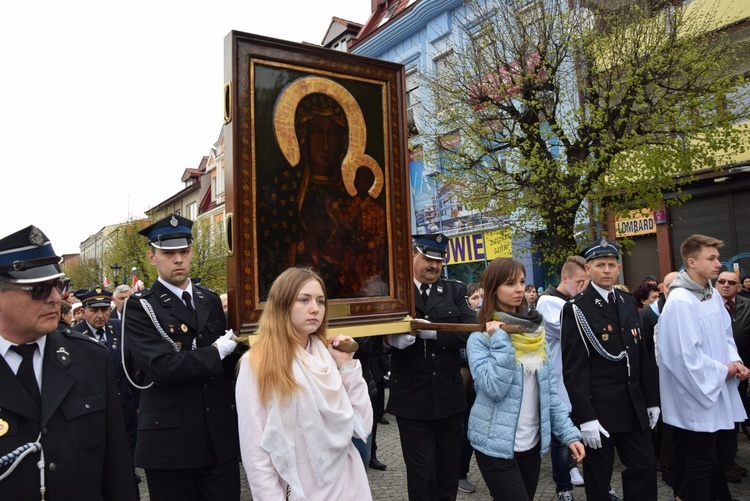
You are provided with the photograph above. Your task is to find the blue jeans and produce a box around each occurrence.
[353,435,371,469]
[550,434,573,491]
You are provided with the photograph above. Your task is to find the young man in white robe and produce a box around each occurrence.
[658,234,749,501]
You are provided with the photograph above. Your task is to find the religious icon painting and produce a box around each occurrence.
[223,31,413,332]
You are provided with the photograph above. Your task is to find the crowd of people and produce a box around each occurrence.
[1,218,749,501]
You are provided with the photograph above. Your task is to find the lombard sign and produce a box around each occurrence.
[445,228,513,265]
[615,209,656,237]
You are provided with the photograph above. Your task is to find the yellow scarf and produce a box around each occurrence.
[493,311,547,373]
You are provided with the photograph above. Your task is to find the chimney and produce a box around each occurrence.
[372,0,387,14]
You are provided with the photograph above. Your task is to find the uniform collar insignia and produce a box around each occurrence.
[594,298,603,308]
[56,346,71,367]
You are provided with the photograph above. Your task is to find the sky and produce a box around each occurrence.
[0,0,371,255]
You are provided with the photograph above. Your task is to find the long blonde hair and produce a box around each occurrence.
[249,267,329,405]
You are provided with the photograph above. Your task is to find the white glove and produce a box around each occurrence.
[214,330,238,360]
[416,330,437,340]
[387,334,416,349]
[579,420,610,449]
[647,406,660,430]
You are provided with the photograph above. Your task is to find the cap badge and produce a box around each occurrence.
[436,234,443,243]
[600,237,607,247]
[94,287,103,294]
[29,226,44,246]
[170,215,179,227]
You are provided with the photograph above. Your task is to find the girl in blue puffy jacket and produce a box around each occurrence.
[467,258,585,501]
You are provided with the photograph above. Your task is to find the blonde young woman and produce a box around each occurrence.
[467,258,585,501]
[235,267,373,501]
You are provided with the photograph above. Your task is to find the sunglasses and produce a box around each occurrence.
[0,278,71,300]
[716,278,739,286]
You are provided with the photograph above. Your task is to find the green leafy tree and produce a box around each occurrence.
[190,217,228,293]
[102,219,154,289]
[102,217,227,292]
[418,0,750,265]
[65,258,105,291]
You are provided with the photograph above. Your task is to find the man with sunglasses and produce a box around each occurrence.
[716,270,750,479]
[0,225,137,500]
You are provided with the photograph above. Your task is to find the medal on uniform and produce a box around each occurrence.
[608,325,613,332]
[175,341,182,349]
[181,324,188,333]
[56,347,71,367]
[0,419,8,436]
[169,325,175,333]
[602,334,609,341]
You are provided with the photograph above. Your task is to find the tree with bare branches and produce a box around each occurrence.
[418,0,749,265]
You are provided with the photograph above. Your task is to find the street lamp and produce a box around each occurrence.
[110,263,122,287]
[426,172,444,233]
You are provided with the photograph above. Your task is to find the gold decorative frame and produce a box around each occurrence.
[223,31,413,332]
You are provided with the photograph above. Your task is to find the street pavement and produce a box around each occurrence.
[138,391,750,500]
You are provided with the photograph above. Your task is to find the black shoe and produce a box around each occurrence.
[725,465,744,483]
[379,417,390,425]
[369,458,387,470]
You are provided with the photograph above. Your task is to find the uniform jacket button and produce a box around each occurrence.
[49,463,57,472]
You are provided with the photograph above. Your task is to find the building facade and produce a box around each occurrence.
[348,0,538,285]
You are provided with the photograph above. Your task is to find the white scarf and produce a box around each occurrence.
[259,337,367,501]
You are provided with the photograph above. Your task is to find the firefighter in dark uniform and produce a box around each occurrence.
[122,214,241,501]
[0,225,137,500]
[73,287,140,480]
[386,233,477,501]
[561,237,659,501]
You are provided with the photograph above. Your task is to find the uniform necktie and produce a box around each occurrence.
[183,291,196,317]
[96,328,107,344]
[10,343,40,408]
[726,300,736,317]
[420,283,430,304]
[608,291,620,322]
